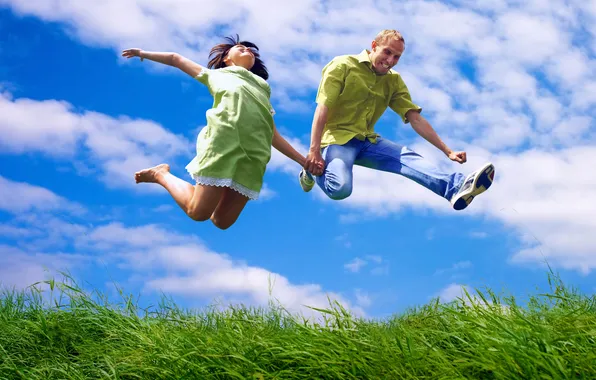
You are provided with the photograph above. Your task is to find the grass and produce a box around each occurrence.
[1,271,595,379]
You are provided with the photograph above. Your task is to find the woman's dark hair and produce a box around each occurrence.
[207,34,269,80]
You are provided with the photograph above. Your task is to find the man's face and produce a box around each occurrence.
[369,38,404,75]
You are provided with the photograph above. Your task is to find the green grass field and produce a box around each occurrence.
[1,271,595,379]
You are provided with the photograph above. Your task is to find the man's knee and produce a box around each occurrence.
[322,165,353,200]
[326,181,352,200]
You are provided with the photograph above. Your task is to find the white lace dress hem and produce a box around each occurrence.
[189,174,259,200]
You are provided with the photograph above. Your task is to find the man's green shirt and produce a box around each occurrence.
[316,49,422,147]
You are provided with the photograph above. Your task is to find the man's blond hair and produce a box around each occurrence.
[374,29,405,45]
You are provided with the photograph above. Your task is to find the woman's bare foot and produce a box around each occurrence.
[135,164,170,184]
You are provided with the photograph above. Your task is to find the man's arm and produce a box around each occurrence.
[305,59,346,174]
[406,110,467,163]
[304,103,329,174]
[389,75,466,164]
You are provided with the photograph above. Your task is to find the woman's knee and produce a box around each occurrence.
[210,214,238,230]
[187,206,213,222]
[209,194,246,229]
[186,185,222,222]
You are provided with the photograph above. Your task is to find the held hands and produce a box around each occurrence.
[122,48,144,61]
[304,148,325,176]
[447,150,467,164]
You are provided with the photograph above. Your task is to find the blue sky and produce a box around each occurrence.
[1,1,595,320]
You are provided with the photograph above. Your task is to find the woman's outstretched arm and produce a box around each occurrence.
[122,48,203,78]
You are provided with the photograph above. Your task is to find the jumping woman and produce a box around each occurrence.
[122,35,322,229]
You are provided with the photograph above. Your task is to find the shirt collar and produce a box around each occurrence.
[358,49,379,74]
[357,49,371,64]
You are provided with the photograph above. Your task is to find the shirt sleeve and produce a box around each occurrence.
[315,58,346,108]
[194,67,213,93]
[389,74,422,124]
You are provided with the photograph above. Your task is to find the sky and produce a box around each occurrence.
[1,0,595,320]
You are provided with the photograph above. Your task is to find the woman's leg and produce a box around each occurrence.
[135,164,224,221]
[210,188,250,230]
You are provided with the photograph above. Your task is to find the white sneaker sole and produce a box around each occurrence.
[451,163,495,210]
[298,170,315,192]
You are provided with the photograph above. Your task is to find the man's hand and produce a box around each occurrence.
[448,150,467,164]
[304,148,325,176]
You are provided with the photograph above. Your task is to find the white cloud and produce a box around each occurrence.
[546,48,593,87]
[151,204,174,213]
[550,116,593,146]
[307,142,596,274]
[256,184,278,201]
[82,222,366,318]
[0,92,82,156]
[571,81,596,110]
[0,224,43,239]
[495,12,567,66]
[2,0,596,277]
[370,266,390,276]
[0,92,191,190]
[366,255,383,264]
[470,232,488,239]
[354,289,372,308]
[0,175,85,215]
[482,147,596,274]
[435,261,473,276]
[0,245,89,291]
[77,222,196,250]
[4,214,89,254]
[470,107,533,151]
[344,258,367,273]
[438,283,471,303]
[334,233,352,248]
[3,0,175,49]
[0,175,365,318]
[529,95,563,132]
[436,282,510,314]
[344,256,388,275]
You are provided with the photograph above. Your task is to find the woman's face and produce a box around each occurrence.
[224,44,256,69]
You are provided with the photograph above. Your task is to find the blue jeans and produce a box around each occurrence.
[313,137,465,201]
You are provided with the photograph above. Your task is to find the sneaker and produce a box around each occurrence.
[299,168,315,192]
[450,162,495,211]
